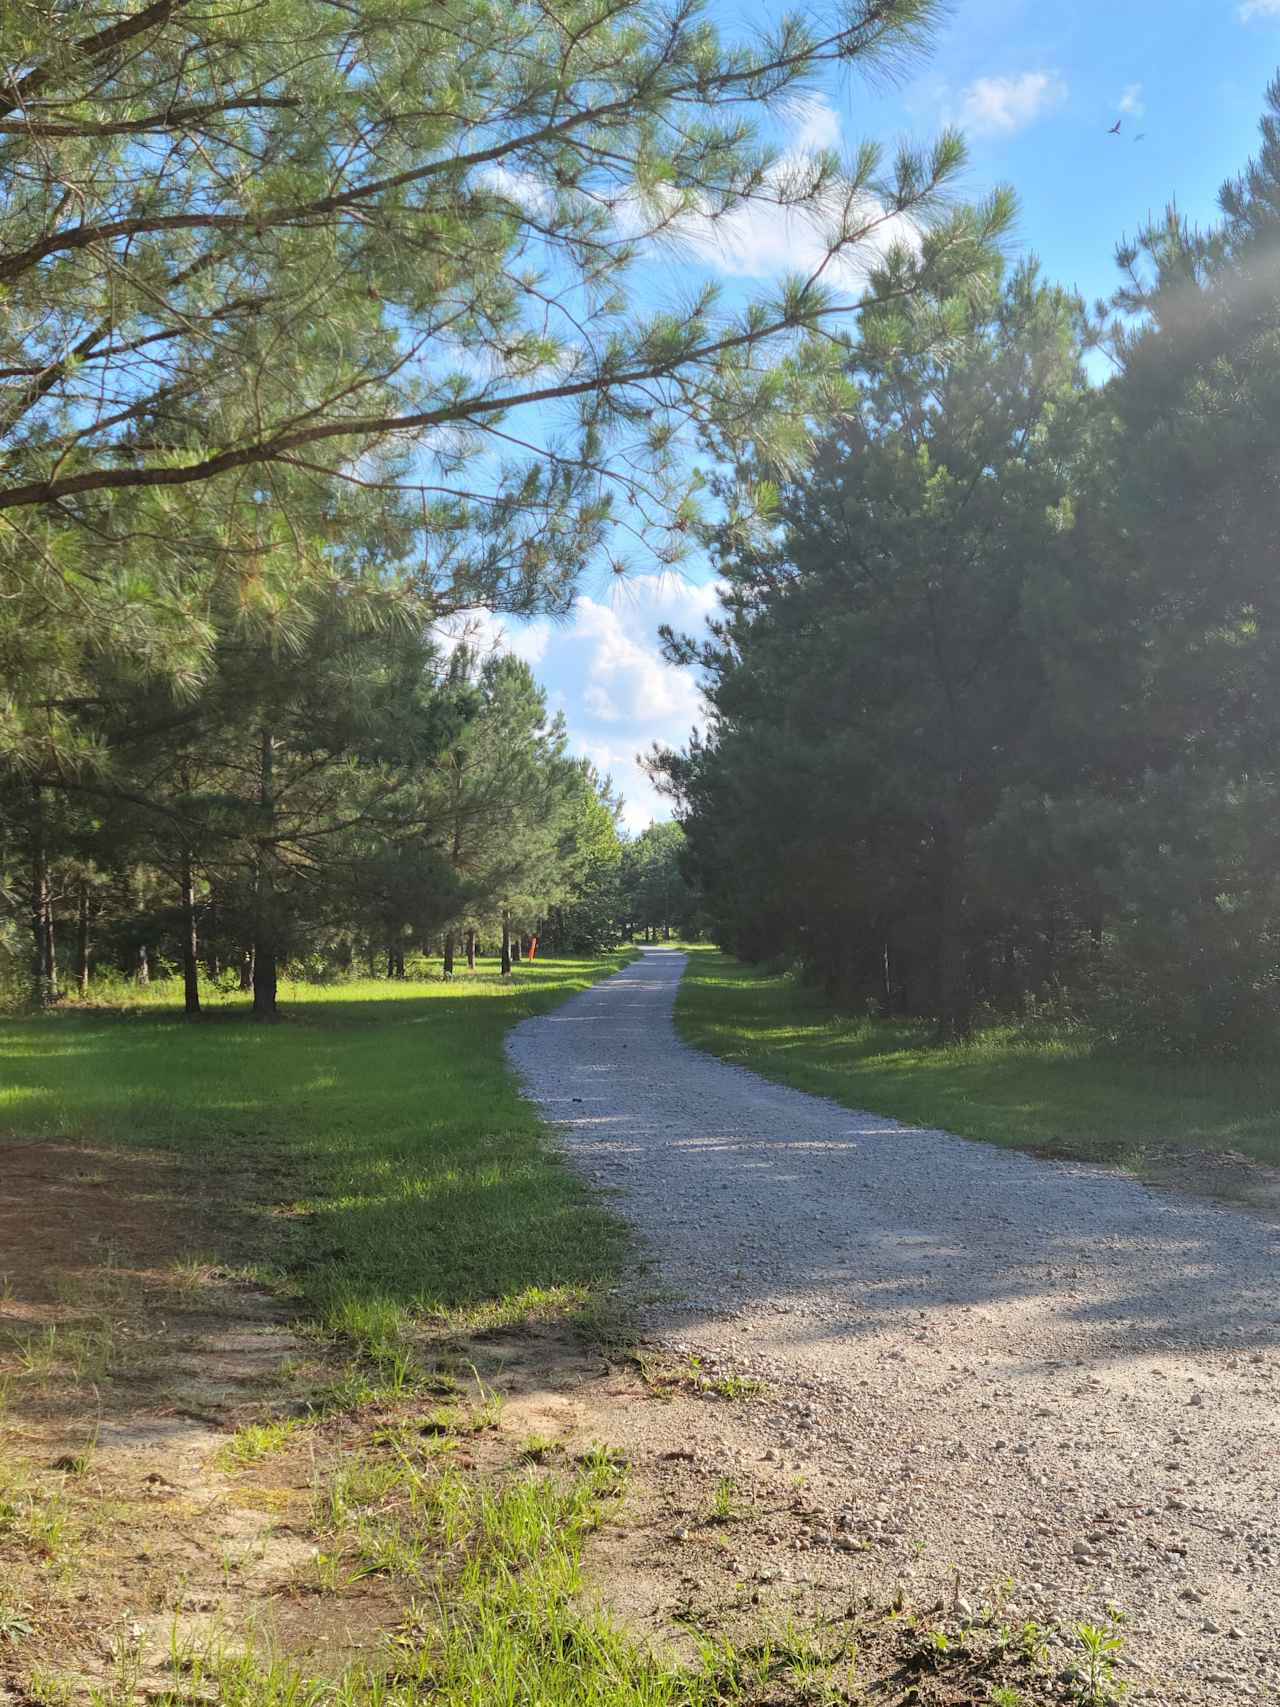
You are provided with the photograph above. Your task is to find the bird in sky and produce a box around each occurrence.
[1108,119,1122,135]
[1134,132,1146,142]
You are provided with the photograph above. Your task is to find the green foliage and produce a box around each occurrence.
[1071,1621,1126,1704]
[656,80,1280,1056]
[0,0,1003,774]
[620,820,701,940]
[658,264,1105,1037]
[1,0,1007,1008]
[676,949,1280,1170]
[0,629,626,1013]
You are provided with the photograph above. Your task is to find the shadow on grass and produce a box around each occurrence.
[676,952,1280,1167]
[0,960,632,1344]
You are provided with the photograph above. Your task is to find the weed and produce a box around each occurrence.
[464,1371,505,1429]
[1073,1620,1127,1704]
[0,1606,33,1641]
[518,1432,559,1463]
[0,1481,70,1560]
[988,1616,1049,1671]
[165,1253,218,1292]
[710,1371,766,1400]
[216,1418,304,1467]
[50,1435,96,1475]
[575,1440,629,1495]
[22,1671,74,1707]
[11,1327,62,1381]
[89,1629,146,1707]
[706,1475,748,1524]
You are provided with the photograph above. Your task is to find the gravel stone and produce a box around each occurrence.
[508,948,1280,1704]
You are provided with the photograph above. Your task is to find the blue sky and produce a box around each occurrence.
[484,0,1280,830]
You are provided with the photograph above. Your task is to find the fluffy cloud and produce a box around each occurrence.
[960,71,1067,137]
[1117,83,1145,117]
[438,608,551,667]
[1240,0,1280,15]
[481,575,719,830]
[632,95,919,292]
[572,592,706,727]
[676,190,916,289]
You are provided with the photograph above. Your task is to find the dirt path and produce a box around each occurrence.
[509,947,1280,1705]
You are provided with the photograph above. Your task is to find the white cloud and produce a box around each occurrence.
[1240,0,1280,16]
[476,96,915,300]
[438,609,552,667]
[960,71,1066,137]
[623,95,919,293]
[572,593,706,726]
[679,192,916,289]
[493,575,719,830]
[784,93,843,153]
[1118,83,1145,117]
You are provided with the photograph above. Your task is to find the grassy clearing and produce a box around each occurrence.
[0,957,632,1351]
[675,949,1280,1172]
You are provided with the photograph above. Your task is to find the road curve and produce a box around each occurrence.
[508,947,1280,1702]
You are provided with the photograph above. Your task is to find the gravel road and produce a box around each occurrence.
[509,947,1280,1703]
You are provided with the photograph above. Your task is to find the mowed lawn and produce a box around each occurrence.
[676,950,1280,1170]
[0,957,632,1346]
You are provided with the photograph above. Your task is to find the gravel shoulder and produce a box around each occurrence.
[508,947,1280,1705]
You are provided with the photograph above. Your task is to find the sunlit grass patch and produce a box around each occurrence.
[676,948,1280,1171]
[0,956,634,1362]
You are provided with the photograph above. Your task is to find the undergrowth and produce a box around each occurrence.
[676,949,1280,1170]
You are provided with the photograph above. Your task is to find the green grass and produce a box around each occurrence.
[675,950,1280,1170]
[124,1445,863,1707]
[0,957,633,1349]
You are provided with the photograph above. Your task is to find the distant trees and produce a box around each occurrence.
[654,85,1280,1055]
[541,771,627,955]
[0,628,629,1008]
[620,822,700,942]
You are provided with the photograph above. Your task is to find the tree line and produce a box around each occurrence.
[1,604,703,1013]
[653,83,1280,1056]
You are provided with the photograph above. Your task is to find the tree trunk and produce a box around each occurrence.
[933,808,970,1043]
[500,908,512,976]
[29,782,55,1007]
[394,949,405,978]
[136,942,150,986]
[252,725,278,1019]
[180,849,200,1017]
[239,947,254,991]
[386,946,396,979]
[77,882,90,996]
[45,910,58,1001]
[466,927,476,970]
[443,930,455,979]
